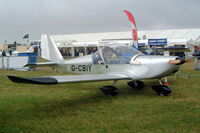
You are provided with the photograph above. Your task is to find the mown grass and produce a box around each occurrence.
[0,61,200,133]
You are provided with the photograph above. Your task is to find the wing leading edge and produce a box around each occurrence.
[7,73,133,85]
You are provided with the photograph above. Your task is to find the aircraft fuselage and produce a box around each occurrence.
[55,54,180,80]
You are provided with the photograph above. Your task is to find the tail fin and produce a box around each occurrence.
[41,34,64,62]
[123,10,138,49]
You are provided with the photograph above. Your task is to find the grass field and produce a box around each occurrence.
[0,61,200,133]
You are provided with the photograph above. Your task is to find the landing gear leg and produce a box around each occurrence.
[99,80,119,96]
[127,80,145,90]
[152,79,172,96]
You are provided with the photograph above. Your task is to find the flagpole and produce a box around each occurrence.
[27,38,29,45]
[27,34,29,45]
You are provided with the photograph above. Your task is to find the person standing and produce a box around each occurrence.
[193,45,200,70]
[1,50,6,56]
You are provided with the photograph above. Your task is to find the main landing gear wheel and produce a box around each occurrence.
[152,85,172,96]
[99,86,119,96]
[127,80,145,90]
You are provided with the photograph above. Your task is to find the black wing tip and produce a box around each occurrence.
[7,75,21,83]
[7,75,58,84]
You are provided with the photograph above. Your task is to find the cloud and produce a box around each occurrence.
[0,0,200,43]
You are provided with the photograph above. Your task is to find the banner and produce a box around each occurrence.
[148,39,167,46]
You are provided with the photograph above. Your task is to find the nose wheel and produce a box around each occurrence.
[152,79,172,96]
[152,85,171,96]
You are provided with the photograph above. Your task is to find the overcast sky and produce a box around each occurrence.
[0,0,200,44]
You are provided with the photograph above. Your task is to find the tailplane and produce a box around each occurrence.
[41,34,64,62]
[123,10,138,49]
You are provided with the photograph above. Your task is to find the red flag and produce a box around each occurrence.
[123,10,138,48]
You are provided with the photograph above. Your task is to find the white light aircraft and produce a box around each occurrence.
[7,10,185,96]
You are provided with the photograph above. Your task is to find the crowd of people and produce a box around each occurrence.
[58,47,98,57]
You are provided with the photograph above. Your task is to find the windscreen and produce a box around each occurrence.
[92,45,143,64]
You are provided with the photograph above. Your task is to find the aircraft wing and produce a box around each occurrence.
[7,73,133,84]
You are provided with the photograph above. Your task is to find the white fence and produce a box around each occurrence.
[0,56,29,70]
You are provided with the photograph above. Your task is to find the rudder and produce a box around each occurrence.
[41,34,64,62]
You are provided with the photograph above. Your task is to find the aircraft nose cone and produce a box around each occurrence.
[168,57,185,65]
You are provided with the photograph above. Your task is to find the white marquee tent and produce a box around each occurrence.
[52,28,200,47]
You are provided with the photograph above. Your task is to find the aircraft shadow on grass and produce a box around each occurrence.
[30,81,159,115]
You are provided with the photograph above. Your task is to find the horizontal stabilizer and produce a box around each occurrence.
[24,62,57,67]
[7,73,132,85]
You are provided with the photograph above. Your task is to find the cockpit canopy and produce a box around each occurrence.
[92,45,143,64]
